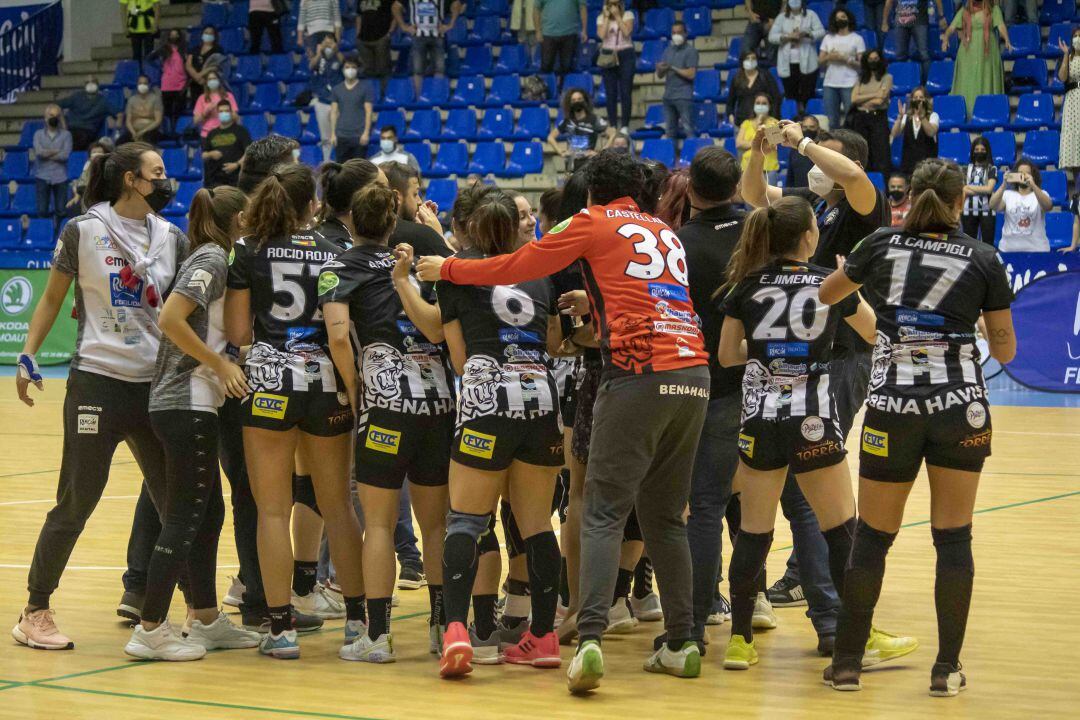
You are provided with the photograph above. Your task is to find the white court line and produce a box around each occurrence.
[0,564,240,570]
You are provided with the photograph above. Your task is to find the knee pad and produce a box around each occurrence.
[446,509,493,543]
[932,524,973,574]
[292,474,321,516]
[849,519,896,572]
[499,500,527,559]
[622,506,643,543]
[478,523,501,555]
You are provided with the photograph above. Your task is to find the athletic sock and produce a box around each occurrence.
[932,524,974,667]
[268,605,292,635]
[503,577,531,622]
[612,567,633,606]
[834,519,897,668]
[822,516,857,596]
[472,594,498,640]
[524,531,560,636]
[728,530,773,642]
[367,597,391,640]
[292,560,318,597]
[558,556,570,606]
[344,595,366,624]
[427,584,445,627]
[442,531,480,627]
[633,556,654,599]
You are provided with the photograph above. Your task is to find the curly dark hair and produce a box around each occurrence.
[238,134,299,195]
[585,149,646,207]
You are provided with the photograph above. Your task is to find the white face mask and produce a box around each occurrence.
[671,33,686,46]
[85,82,98,94]
[292,148,302,161]
[743,58,757,71]
[1073,36,1080,51]
[202,33,215,44]
[137,83,149,94]
[380,139,396,154]
[207,79,221,91]
[754,103,769,116]
[807,165,836,198]
[788,0,802,9]
[344,67,358,80]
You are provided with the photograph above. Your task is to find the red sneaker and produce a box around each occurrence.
[439,621,473,678]
[502,630,561,668]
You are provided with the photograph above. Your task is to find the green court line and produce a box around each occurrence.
[0,460,135,480]
[0,682,25,692]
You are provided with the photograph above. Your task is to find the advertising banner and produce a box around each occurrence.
[0,268,76,365]
[1004,271,1080,393]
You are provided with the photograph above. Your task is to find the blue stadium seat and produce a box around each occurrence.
[430,142,470,177]
[937,132,971,164]
[502,141,543,176]
[694,102,717,135]
[381,77,415,108]
[17,121,43,149]
[66,151,87,180]
[418,76,450,106]
[298,144,321,166]
[249,82,283,111]
[1022,130,1059,167]
[477,108,515,139]
[10,184,36,214]
[718,36,741,70]
[576,40,598,71]
[1013,93,1056,130]
[637,7,674,40]
[1011,58,1048,90]
[227,1,250,28]
[807,2,832,29]
[375,110,407,138]
[476,0,509,17]
[266,54,295,81]
[468,16,504,45]
[161,148,190,179]
[1042,170,1068,207]
[232,55,263,84]
[926,60,953,95]
[495,44,528,74]
[637,40,667,72]
[985,130,1017,166]
[693,69,721,102]
[858,29,877,50]
[26,219,54,249]
[459,46,494,76]
[563,72,594,93]
[1040,0,1076,25]
[1004,24,1040,60]
[0,217,20,247]
[1046,212,1074,249]
[515,106,551,139]
[468,141,506,175]
[403,143,433,174]
[241,112,269,138]
[202,3,228,28]
[890,62,919,96]
[640,138,675,166]
[806,97,825,117]
[2,151,30,181]
[634,104,665,138]
[678,137,713,168]
[404,109,441,141]
[442,108,479,140]
[1044,23,1073,58]
[934,95,967,131]
[445,17,468,45]
[685,6,712,38]
[449,75,485,107]
[780,99,797,120]
[273,111,303,138]
[284,81,309,106]
[487,74,521,106]
[867,171,885,191]
[113,59,141,87]
[174,115,195,138]
[966,94,1009,131]
[168,181,200,214]
[425,179,458,213]
[219,28,246,54]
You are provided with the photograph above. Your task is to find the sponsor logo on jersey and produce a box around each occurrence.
[291,237,316,247]
[460,428,496,459]
[365,425,401,454]
[766,342,810,358]
[675,337,697,358]
[659,383,709,397]
[77,413,99,434]
[105,255,129,267]
[654,320,699,337]
[397,319,419,336]
[648,283,689,303]
[109,273,142,307]
[959,429,992,448]
[795,439,843,462]
[227,247,235,266]
[769,358,808,376]
[896,308,945,327]
[252,393,288,419]
[801,416,825,441]
[965,401,987,428]
[911,348,929,366]
[862,427,888,457]
[94,234,116,251]
[318,271,340,295]
[548,217,572,234]
[655,300,694,323]
[738,433,755,458]
[499,328,542,344]
[899,326,945,343]
[188,269,213,294]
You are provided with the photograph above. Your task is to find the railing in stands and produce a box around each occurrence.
[0,1,63,104]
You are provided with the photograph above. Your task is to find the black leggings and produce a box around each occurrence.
[141,410,226,623]
[962,214,996,245]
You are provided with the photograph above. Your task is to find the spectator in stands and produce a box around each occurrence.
[356,0,395,93]
[33,104,72,230]
[882,0,946,83]
[249,0,287,54]
[149,29,188,135]
[657,22,698,142]
[743,0,781,65]
[597,0,636,135]
[819,7,864,131]
[608,130,634,157]
[330,56,375,161]
[383,161,453,254]
[58,76,120,151]
[119,75,164,146]
[298,0,343,52]
[992,157,1052,251]
[67,141,109,214]
[202,100,252,189]
[120,0,160,71]
[736,93,779,181]
[397,0,462,95]
[942,0,1011,114]
[309,35,345,162]
[1062,195,1079,252]
[1001,0,1037,25]
[727,49,782,127]
[193,69,239,138]
[534,0,587,80]
[548,86,609,172]
[890,86,938,175]
[961,135,998,244]
[511,0,538,50]
[1057,30,1080,198]
[886,172,911,226]
[848,50,893,173]
[186,26,227,102]
[785,113,818,188]
[371,126,421,172]
[864,0,886,49]
[769,0,825,116]
[238,134,300,193]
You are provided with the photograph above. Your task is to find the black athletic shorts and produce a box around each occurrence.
[242,388,353,436]
[738,414,847,475]
[858,400,992,483]
[452,411,564,472]
[355,406,453,489]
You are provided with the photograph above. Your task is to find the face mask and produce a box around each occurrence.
[138,176,175,213]
[218,111,232,124]
[292,148,302,161]
[835,17,849,29]
[754,103,769,116]
[46,116,59,127]
[343,67,358,79]
[202,33,215,44]
[802,127,817,139]
[85,82,98,94]
[888,189,906,203]
[137,83,149,94]
[807,165,836,198]
[788,0,802,9]
[380,139,395,154]
[169,35,180,45]
[743,58,757,71]
[972,150,987,162]
[671,33,686,46]
[1073,36,1080,51]
[571,101,586,114]
[611,144,629,154]
[324,47,335,57]
[207,79,221,91]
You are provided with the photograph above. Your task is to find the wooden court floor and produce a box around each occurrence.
[1,383,1078,720]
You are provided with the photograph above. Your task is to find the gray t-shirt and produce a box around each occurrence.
[150,243,230,413]
[661,43,698,101]
[330,80,374,137]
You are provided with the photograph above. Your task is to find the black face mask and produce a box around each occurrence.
[888,189,906,203]
[835,18,849,28]
[571,102,586,114]
[972,151,988,162]
[802,128,817,139]
[138,176,175,213]
[46,116,59,127]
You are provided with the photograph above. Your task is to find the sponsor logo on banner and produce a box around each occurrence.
[862,427,888,457]
[801,416,825,441]
[647,283,689,302]
[965,402,987,428]
[251,393,288,419]
[109,273,142,307]
[366,425,401,454]
[1002,271,1080,391]
[77,413,99,434]
[460,428,496,459]
[738,433,755,458]
[1,276,32,315]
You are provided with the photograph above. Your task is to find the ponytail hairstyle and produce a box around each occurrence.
[655,169,691,231]
[318,158,380,221]
[83,141,156,207]
[904,157,965,235]
[349,183,398,243]
[723,196,815,292]
[187,185,247,254]
[246,163,316,247]
[469,192,519,256]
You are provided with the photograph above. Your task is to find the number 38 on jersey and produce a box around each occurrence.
[619,223,689,286]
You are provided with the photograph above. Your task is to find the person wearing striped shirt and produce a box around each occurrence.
[297,0,343,52]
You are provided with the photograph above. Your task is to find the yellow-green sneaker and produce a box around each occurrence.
[723,634,758,670]
[863,627,919,668]
[643,641,701,678]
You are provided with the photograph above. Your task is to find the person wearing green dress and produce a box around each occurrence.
[941,0,1012,115]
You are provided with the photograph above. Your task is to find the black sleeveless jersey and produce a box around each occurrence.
[722,259,858,421]
[843,227,1013,415]
[316,243,454,414]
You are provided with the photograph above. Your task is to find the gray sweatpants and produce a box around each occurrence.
[577,366,710,643]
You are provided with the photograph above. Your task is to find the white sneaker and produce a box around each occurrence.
[392,593,400,608]
[554,603,569,629]
[567,640,604,694]
[339,633,396,663]
[322,579,344,605]
[643,641,701,678]
[344,619,368,645]
[630,592,663,622]
[125,621,206,661]
[292,584,346,619]
[186,612,261,650]
[607,598,638,634]
[752,592,778,630]
[222,576,245,608]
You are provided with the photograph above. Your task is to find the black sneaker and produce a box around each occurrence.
[929,662,967,697]
[397,564,427,590]
[767,576,808,607]
[241,607,324,633]
[823,662,862,691]
[817,634,835,657]
[117,590,144,624]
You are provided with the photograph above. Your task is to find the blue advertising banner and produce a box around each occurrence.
[1000,252,1080,293]
[1004,271,1080,393]
[0,2,47,33]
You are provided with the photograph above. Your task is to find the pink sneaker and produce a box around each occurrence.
[502,630,561,668]
[439,621,473,678]
[12,609,74,650]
